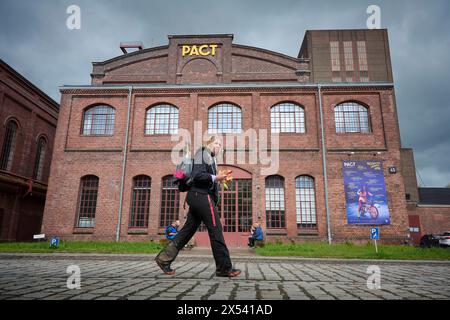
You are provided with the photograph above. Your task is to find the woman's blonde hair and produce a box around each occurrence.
[202,135,221,148]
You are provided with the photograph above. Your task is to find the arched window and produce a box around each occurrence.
[159,176,180,227]
[145,104,179,135]
[0,120,18,171]
[208,103,242,134]
[129,175,151,228]
[33,137,47,180]
[82,105,115,135]
[295,176,317,229]
[76,175,99,228]
[271,103,305,133]
[265,175,285,229]
[334,102,371,133]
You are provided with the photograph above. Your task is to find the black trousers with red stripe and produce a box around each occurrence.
[156,190,233,273]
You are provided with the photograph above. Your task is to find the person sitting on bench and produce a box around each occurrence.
[248,223,264,247]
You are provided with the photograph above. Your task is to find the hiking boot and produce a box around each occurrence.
[155,258,175,275]
[216,268,241,278]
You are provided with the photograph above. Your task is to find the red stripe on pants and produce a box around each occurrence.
[207,194,216,227]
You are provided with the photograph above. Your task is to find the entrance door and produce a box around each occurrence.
[194,166,252,248]
[408,215,422,246]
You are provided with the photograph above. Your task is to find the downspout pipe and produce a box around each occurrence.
[317,84,332,244]
[116,86,133,242]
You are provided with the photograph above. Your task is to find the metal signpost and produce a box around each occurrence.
[50,236,60,248]
[370,227,379,253]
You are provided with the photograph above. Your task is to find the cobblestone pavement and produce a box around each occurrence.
[0,253,449,300]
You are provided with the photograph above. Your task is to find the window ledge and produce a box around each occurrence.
[297,229,319,236]
[128,229,148,235]
[266,229,288,236]
[73,227,94,234]
[274,132,306,135]
[335,132,373,135]
[79,134,114,137]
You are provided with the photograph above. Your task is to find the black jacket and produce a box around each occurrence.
[189,147,220,205]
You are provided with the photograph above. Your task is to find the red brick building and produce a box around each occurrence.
[0,59,59,241]
[42,30,413,246]
[401,148,450,245]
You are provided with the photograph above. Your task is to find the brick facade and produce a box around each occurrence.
[41,31,411,246]
[0,59,59,241]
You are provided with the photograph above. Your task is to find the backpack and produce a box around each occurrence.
[173,156,193,192]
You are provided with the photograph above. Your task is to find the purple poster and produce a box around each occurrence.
[343,161,391,225]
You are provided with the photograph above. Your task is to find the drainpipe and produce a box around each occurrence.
[317,84,332,244]
[116,86,133,242]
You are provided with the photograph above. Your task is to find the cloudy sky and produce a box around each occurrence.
[1,0,449,187]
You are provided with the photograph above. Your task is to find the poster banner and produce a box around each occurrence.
[343,161,391,225]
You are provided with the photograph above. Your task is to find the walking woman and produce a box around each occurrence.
[155,135,241,277]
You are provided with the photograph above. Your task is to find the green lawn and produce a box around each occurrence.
[254,242,450,260]
[0,241,163,254]
[0,241,449,260]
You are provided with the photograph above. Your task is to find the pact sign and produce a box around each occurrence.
[182,44,218,57]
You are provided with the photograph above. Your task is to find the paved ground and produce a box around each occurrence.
[0,251,449,300]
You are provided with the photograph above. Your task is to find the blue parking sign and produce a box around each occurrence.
[50,236,60,248]
[370,228,379,240]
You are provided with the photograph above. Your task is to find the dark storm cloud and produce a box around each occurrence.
[0,0,449,186]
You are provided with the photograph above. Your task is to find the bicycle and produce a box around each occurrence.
[358,198,379,220]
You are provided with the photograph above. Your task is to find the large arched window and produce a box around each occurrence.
[76,175,99,228]
[208,103,242,134]
[129,175,151,228]
[82,105,115,135]
[334,102,371,133]
[145,104,179,135]
[295,176,317,229]
[271,103,305,133]
[159,176,180,227]
[265,175,285,229]
[0,120,18,171]
[32,136,47,180]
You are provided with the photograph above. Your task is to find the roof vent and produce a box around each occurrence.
[120,41,144,54]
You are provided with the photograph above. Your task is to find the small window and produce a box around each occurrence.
[82,105,115,135]
[145,104,179,135]
[343,41,354,71]
[265,176,285,229]
[129,175,151,228]
[334,102,371,133]
[159,176,180,228]
[33,137,47,180]
[357,41,368,72]
[76,175,99,228]
[330,41,341,72]
[208,103,242,134]
[295,176,317,229]
[0,120,18,171]
[270,103,305,133]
